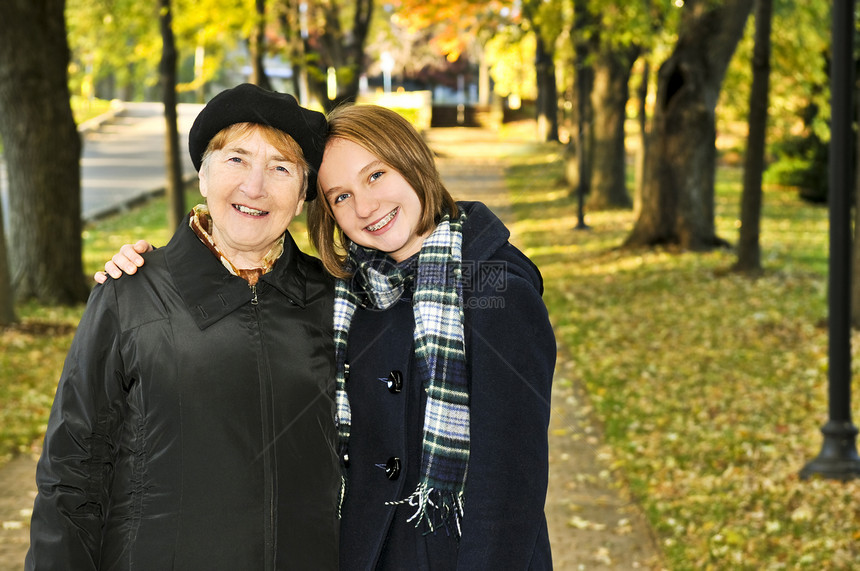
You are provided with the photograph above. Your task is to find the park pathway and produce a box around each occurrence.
[0,121,664,570]
[0,102,202,232]
[0,454,36,568]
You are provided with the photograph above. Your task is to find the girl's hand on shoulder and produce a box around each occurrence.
[93,240,153,284]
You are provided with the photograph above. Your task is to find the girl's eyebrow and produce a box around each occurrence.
[358,159,385,174]
[358,160,387,177]
[323,160,387,197]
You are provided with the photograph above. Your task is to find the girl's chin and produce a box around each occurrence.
[357,240,405,257]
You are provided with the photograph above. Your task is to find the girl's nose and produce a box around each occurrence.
[352,191,379,219]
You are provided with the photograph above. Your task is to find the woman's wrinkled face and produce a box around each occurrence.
[199,129,304,268]
[318,138,428,262]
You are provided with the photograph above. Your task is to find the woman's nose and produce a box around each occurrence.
[240,165,267,198]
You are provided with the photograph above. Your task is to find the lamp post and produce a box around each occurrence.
[298,2,309,106]
[574,60,590,231]
[800,0,860,481]
[381,51,393,94]
[327,67,337,102]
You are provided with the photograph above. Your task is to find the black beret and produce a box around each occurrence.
[188,83,327,200]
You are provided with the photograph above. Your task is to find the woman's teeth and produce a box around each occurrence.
[234,204,267,216]
[366,208,398,231]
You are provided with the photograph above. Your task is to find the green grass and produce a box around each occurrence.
[71,96,113,124]
[1,193,184,463]
[0,183,311,463]
[506,149,859,569]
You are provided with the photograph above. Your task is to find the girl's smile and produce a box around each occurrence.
[365,207,399,233]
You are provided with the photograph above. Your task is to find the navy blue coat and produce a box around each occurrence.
[339,202,555,570]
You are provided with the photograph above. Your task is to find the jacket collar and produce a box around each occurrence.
[457,200,544,295]
[458,200,510,262]
[165,220,310,330]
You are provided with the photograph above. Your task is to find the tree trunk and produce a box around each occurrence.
[567,0,595,203]
[535,30,559,143]
[634,60,650,217]
[305,0,373,111]
[340,0,373,105]
[625,0,753,250]
[0,162,17,324]
[588,47,637,210]
[852,74,860,329]
[478,49,491,107]
[160,0,185,232]
[277,0,308,104]
[250,0,273,91]
[734,0,773,274]
[0,0,88,304]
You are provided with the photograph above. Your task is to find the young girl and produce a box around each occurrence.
[310,104,555,569]
[98,103,556,569]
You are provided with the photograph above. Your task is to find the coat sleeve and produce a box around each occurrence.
[456,271,556,570]
[26,284,129,570]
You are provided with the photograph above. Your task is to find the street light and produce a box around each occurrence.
[380,52,394,94]
[800,0,860,481]
[327,67,337,101]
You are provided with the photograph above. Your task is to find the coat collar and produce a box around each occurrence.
[165,220,310,330]
[458,200,510,262]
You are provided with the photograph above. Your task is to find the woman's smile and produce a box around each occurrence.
[233,203,269,217]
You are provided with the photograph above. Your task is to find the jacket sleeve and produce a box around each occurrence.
[456,272,556,570]
[26,283,128,570]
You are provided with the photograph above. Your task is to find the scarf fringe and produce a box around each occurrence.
[338,474,347,518]
[385,484,465,538]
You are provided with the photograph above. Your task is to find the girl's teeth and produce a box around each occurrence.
[235,204,266,216]
[367,208,398,231]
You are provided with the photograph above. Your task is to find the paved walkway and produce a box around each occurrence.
[0,102,201,232]
[0,122,664,570]
[0,454,36,568]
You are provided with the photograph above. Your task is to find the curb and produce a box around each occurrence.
[81,174,198,225]
[76,102,199,225]
[77,99,126,135]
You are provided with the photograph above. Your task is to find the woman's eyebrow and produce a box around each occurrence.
[223,145,250,155]
[269,153,297,163]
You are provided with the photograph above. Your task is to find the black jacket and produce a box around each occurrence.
[339,202,555,570]
[27,221,339,570]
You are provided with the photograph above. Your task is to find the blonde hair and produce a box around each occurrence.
[307,105,458,278]
[201,122,311,196]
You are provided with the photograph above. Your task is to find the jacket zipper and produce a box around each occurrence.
[251,284,274,566]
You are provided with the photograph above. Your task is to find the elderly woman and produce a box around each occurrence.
[26,84,339,570]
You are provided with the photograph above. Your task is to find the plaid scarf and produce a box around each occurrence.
[334,210,469,535]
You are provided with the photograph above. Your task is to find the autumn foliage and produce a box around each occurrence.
[508,146,859,568]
